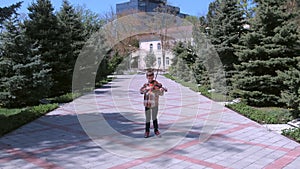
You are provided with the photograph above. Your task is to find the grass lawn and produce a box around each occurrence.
[0,108,24,116]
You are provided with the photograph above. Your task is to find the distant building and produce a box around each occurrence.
[131,25,193,71]
[115,0,192,71]
[116,0,188,18]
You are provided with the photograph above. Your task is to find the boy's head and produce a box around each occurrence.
[146,71,154,82]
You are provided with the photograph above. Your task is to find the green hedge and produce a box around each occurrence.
[282,128,300,142]
[164,73,229,102]
[226,103,293,124]
[49,93,81,103]
[163,73,176,81]
[0,104,58,136]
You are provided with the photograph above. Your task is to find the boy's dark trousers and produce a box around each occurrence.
[145,106,158,132]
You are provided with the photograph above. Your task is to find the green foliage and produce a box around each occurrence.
[192,57,210,86]
[115,56,128,74]
[163,73,176,81]
[227,103,293,124]
[55,0,86,95]
[108,52,124,73]
[282,127,300,142]
[207,0,246,95]
[163,73,198,91]
[75,5,105,39]
[173,42,197,67]
[169,57,193,82]
[233,0,300,106]
[185,16,200,26]
[28,104,58,114]
[96,54,113,81]
[239,0,256,20]
[144,52,157,69]
[198,85,211,98]
[169,31,228,95]
[208,0,244,69]
[170,42,197,83]
[0,11,51,108]
[0,1,22,27]
[257,107,294,123]
[194,25,229,95]
[95,76,114,87]
[0,0,123,108]
[164,73,228,101]
[24,0,61,97]
[277,61,300,118]
[206,0,221,25]
[0,104,58,136]
[45,76,113,103]
[49,93,81,103]
[0,108,24,116]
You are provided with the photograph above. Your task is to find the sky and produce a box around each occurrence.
[0,0,215,17]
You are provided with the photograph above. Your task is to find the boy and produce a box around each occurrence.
[140,70,166,138]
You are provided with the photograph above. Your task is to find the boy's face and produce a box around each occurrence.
[147,74,154,82]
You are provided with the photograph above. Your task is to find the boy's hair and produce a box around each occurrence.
[146,71,154,77]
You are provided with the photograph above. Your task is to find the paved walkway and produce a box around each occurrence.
[0,75,300,169]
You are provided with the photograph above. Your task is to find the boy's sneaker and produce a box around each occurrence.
[144,132,150,138]
[155,130,161,137]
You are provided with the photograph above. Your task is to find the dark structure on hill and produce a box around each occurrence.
[116,0,188,18]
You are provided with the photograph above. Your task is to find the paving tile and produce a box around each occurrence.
[283,156,300,169]
[0,75,299,169]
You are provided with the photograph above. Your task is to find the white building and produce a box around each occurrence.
[131,25,193,71]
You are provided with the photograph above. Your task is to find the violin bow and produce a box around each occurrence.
[155,62,161,80]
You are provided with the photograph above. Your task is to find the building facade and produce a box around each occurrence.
[132,37,173,70]
[131,25,193,71]
[116,0,188,18]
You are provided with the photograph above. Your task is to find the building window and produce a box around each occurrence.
[157,43,161,50]
[139,2,146,7]
[166,57,170,65]
[150,44,153,52]
[158,57,161,65]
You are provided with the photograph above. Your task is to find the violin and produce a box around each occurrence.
[143,82,167,108]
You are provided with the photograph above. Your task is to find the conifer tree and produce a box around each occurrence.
[0,13,51,107]
[0,2,22,28]
[144,52,157,69]
[56,0,85,93]
[206,0,221,26]
[170,42,197,83]
[75,5,104,39]
[24,0,60,96]
[277,0,300,116]
[278,65,300,117]
[233,0,300,106]
[207,0,245,91]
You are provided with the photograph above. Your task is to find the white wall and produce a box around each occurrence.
[133,39,173,70]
